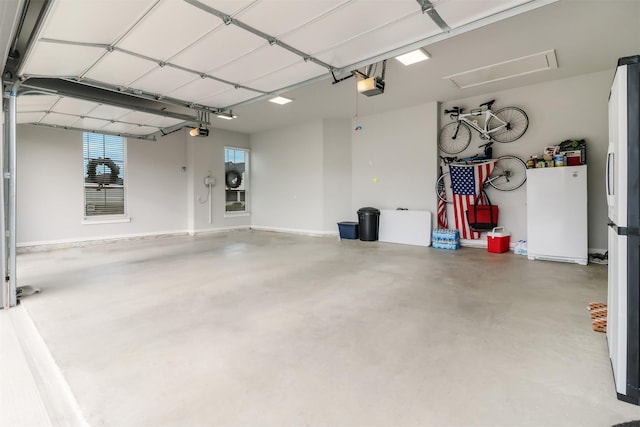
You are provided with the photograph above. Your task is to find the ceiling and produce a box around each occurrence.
[3,0,640,137]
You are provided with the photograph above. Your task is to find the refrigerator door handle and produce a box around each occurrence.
[606,146,615,204]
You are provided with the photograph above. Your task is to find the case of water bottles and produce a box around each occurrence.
[432,229,460,250]
[513,240,528,255]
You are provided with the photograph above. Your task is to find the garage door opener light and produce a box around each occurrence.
[190,111,210,137]
[354,60,386,97]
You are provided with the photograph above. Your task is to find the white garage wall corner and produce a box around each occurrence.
[186,128,251,234]
[351,101,440,224]
[16,125,189,247]
[250,120,326,234]
[322,119,352,232]
[441,69,612,251]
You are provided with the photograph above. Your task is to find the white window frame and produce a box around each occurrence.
[82,133,129,223]
[224,146,250,216]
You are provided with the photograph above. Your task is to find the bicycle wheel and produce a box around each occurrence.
[486,107,529,143]
[435,172,452,204]
[439,122,471,154]
[488,155,527,191]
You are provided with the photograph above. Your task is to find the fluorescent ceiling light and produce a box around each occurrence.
[217,113,237,120]
[269,96,293,105]
[395,49,430,66]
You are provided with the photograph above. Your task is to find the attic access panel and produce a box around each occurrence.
[444,49,558,89]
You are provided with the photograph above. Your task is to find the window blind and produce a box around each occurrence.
[83,133,125,216]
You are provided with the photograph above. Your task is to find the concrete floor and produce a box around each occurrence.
[13,230,640,426]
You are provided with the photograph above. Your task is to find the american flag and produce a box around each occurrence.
[449,161,497,239]
[437,175,448,229]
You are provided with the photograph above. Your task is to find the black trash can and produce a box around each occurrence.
[357,207,380,241]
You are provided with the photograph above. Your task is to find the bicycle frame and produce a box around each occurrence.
[452,109,507,139]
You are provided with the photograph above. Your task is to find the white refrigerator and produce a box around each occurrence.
[606,55,640,405]
[526,166,588,265]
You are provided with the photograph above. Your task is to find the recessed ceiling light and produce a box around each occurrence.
[269,96,293,105]
[395,49,430,66]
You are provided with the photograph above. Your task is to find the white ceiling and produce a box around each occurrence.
[6,0,640,137]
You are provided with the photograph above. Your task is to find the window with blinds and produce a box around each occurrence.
[83,133,126,217]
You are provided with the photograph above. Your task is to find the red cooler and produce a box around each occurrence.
[488,227,511,253]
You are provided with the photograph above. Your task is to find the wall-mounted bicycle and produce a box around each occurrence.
[439,99,529,154]
[436,141,527,204]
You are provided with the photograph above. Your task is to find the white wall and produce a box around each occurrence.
[351,102,440,221]
[16,125,188,245]
[250,103,440,235]
[441,70,612,251]
[186,128,251,233]
[250,120,325,233]
[16,125,251,246]
[322,119,352,230]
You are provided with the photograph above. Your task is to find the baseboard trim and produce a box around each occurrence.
[17,229,190,252]
[250,225,338,238]
[17,226,339,252]
[188,226,251,236]
[460,239,488,249]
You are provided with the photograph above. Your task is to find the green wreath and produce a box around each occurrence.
[86,158,120,184]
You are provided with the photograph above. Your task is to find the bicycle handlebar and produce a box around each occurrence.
[444,107,464,114]
[439,156,458,164]
[479,99,495,109]
[445,101,495,115]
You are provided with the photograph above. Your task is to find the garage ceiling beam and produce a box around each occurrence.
[20,78,200,122]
